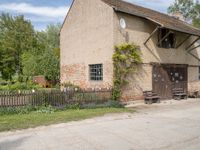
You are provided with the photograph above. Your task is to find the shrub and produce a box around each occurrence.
[0,82,41,91]
[0,105,57,115]
[112,43,142,100]
[0,105,36,115]
[36,105,57,114]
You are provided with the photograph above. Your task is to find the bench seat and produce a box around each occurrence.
[172,88,187,100]
[143,91,160,104]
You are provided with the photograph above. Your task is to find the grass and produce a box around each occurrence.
[0,108,132,132]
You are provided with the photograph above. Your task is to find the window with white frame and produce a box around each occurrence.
[89,64,103,81]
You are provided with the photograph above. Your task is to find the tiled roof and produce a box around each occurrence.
[102,0,200,36]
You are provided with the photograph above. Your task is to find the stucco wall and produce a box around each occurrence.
[60,0,200,99]
[60,0,114,89]
[113,12,200,99]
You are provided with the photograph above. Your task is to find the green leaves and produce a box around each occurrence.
[22,24,61,83]
[168,0,195,20]
[168,0,200,28]
[112,43,142,100]
[0,13,61,84]
[0,13,35,80]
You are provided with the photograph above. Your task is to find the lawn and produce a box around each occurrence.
[0,108,131,132]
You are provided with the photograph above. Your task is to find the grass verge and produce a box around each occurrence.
[0,108,132,132]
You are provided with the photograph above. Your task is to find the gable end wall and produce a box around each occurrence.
[60,0,114,89]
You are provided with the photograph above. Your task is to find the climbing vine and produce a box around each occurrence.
[112,43,142,100]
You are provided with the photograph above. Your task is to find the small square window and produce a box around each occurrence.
[158,28,175,49]
[89,64,103,81]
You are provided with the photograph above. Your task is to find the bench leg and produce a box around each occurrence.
[145,100,148,104]
[183,96,188,100]
[148,99,153,104]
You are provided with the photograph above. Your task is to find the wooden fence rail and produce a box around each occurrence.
[0,90,112,107]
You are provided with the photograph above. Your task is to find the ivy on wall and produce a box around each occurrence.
[112,43,142,100]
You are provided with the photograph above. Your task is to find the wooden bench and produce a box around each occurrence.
[143,91,160,104]
[172,88,187,100]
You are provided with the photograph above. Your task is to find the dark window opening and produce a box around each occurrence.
[158,28,175,49]
[89,64,103,81]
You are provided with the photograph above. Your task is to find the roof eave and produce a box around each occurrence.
[113,8,200,37]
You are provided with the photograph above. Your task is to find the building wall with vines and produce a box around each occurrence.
[113,11,200,100]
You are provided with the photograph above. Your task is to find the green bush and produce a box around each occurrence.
[112,43,142,100]
[0,106,37,115]
[0,82,41,91]
[0,105,58,115]
[36,105,57,114]
[0,101,124,115]
[65,103,81,110]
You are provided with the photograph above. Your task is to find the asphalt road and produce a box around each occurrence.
[0,99,200,150]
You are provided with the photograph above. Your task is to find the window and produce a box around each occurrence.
[158,28,175,49]
[89,64,103,81]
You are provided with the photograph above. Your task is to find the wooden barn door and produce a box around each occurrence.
[152,65,172,99]
[170,65,188,94]
[152,64,188,99]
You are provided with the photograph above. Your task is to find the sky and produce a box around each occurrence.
[0,0,174,31]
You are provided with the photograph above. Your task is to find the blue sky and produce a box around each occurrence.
[0,0,174,31]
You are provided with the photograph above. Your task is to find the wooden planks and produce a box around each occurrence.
[0,90,112,108]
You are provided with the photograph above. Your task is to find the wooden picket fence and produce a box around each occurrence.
[0,89,112,107]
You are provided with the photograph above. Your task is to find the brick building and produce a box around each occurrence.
[60,0,200,100]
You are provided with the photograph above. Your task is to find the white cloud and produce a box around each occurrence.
[0,3,69,18]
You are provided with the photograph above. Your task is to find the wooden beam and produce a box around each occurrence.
[188,51,200,61]
[158,31,172,46]
[144,27,159,45]
[186,37,200,50]
[176,35,191,49]
[187,45,200,52]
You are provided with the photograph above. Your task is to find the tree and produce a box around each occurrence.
[0,13,36,80]
[22,24,61,83]
[0,13,61,84]
[168,0,195,21]
[168,0,200,28]
[193,3,200,28]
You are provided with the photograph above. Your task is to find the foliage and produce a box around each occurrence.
[0,13,60,84]
[168,0,200,28]
[0,99,124,116]
[22,24,61,83]
[0,105,57,116]
[112,43,142,100]
[36,105,57,114]
[0,82,40,91]
[192,3,200,28]
[0,105,37,115]
[168,0,195,21]
[0,13,36,80]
